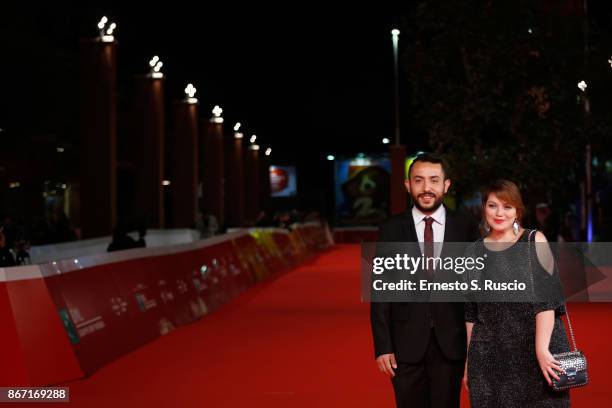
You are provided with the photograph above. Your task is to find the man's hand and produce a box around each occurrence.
[376,353,397,377]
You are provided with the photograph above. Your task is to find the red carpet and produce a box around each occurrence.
[19,244,612,407]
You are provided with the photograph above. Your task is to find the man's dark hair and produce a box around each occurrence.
[407,152,451,180]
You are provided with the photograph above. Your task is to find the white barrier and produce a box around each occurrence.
[28,229,200,264]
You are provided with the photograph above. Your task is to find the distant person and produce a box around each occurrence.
[304,210,327,228]
[14,239,31,265]
[198,210,219,239]
[254,210,273,227]
[304,210,321,223]
[56,211,78,242]
[557,211,577,243]
[195,211,205,236]
[1,215,16,250]
[0,228,16,267]
[107,227,138,252]
[289,209,301,224]
[535,203,558,242]
[135,227,147,248]
[46,210,78,243]
[277,212,293,230]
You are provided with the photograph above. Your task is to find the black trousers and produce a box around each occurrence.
[391,329,464,408]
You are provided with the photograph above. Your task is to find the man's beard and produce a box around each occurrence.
[411,192,444,213]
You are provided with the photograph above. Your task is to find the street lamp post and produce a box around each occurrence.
[79,17,118,238]
[389,27,407,215]
[392,28,400,145]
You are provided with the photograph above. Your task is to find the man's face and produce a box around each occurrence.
[404,162,450,213]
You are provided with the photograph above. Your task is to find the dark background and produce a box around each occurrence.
[1,1,612,241]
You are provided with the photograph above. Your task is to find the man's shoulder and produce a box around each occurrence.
[377,212,414,242]
[378,212,410,230]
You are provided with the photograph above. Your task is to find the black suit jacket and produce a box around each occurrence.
[370,206,479,363]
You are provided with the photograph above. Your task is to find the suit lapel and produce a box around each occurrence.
[444,209,455,240]
[440,208,456,259]
[401,209,418,242]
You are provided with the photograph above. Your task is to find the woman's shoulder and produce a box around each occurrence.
[523,229,546,242]
[533,230,549,243]
[465,237,485,256]
[526,229,555,275]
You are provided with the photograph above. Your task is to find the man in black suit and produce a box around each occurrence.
[370,153,478,408]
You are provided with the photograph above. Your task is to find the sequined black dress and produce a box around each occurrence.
[465,231,570,408]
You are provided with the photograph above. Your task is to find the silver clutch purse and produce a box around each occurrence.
[527,230,589,391]
[551,348,588,391]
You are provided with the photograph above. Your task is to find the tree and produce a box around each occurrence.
[401,0,611,212]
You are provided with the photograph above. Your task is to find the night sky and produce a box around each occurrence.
[1,5,421,161]
[4,3,612,156]
[5,3,612,158]
[3,2,612,216]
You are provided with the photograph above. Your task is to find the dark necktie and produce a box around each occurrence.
[424,217,434,280]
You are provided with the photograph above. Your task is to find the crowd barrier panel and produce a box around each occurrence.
[0,225,333,386]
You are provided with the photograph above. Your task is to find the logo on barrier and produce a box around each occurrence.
[76,316,106,338]
[213,258,228,278]
[135,293,157,312]
[176,279,188,294]
[192,277,204,293]
[158,280,175,303]
[110,297,128,316]
[200,265,209,278]
[189,297,208,318]
[69,307,85,325]
[158,318,175,335]
[160,291,175,303]
[58,308,80,345]
[229,263,240,276]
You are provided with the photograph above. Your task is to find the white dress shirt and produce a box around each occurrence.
[412,204,446,258]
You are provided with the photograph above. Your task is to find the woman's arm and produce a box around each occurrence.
[534,231,555,274]
[535,310,563,386]
[532,230,564,314]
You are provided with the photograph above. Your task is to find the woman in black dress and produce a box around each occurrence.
[464,180,570,407]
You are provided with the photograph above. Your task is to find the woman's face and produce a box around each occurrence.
[484,193,518,234]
